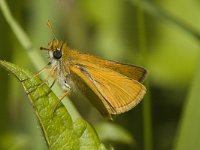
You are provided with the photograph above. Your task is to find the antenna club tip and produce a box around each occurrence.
[40,47,50,51]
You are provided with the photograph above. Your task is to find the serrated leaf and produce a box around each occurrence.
[0,60,107,150]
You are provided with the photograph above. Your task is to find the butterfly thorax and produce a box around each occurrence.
[47,40,74,92]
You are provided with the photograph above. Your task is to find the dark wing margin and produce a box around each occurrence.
[76,53,148,83]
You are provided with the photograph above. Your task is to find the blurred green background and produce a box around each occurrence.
[0,0,200,150]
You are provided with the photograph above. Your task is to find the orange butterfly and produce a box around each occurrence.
[39,22,147,119]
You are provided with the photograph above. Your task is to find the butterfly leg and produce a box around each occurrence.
[23,64,52,94]
[37,65,57,88]
[34,64,50,77]
[26,72,52,95]
[52,89,70,118]
[49,79,56,88]
[20,63,51,84]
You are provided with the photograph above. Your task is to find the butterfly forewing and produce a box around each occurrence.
[69,63,112,118]
[68,60,146,118]
[65,50,147,83]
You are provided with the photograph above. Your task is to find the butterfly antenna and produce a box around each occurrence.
[40,47,50,51]
[47,20,57,40]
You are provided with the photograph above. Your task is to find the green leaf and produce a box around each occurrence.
[0,60,107,150]
[174,57,200,150]
[95,122,135,146]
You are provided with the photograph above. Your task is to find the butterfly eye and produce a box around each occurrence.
[53,49,62,59]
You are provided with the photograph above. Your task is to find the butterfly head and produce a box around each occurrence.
[40,39,67,60]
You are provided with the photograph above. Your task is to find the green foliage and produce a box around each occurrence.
[0,0,200,149]
[0,60,106,150]
[96,122,135,146]
[174,59,200,150]
[0,133,30,150]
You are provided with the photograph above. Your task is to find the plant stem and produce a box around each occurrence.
[0,0,80,119]
[135,0,153,150]
[131,0,200,42]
